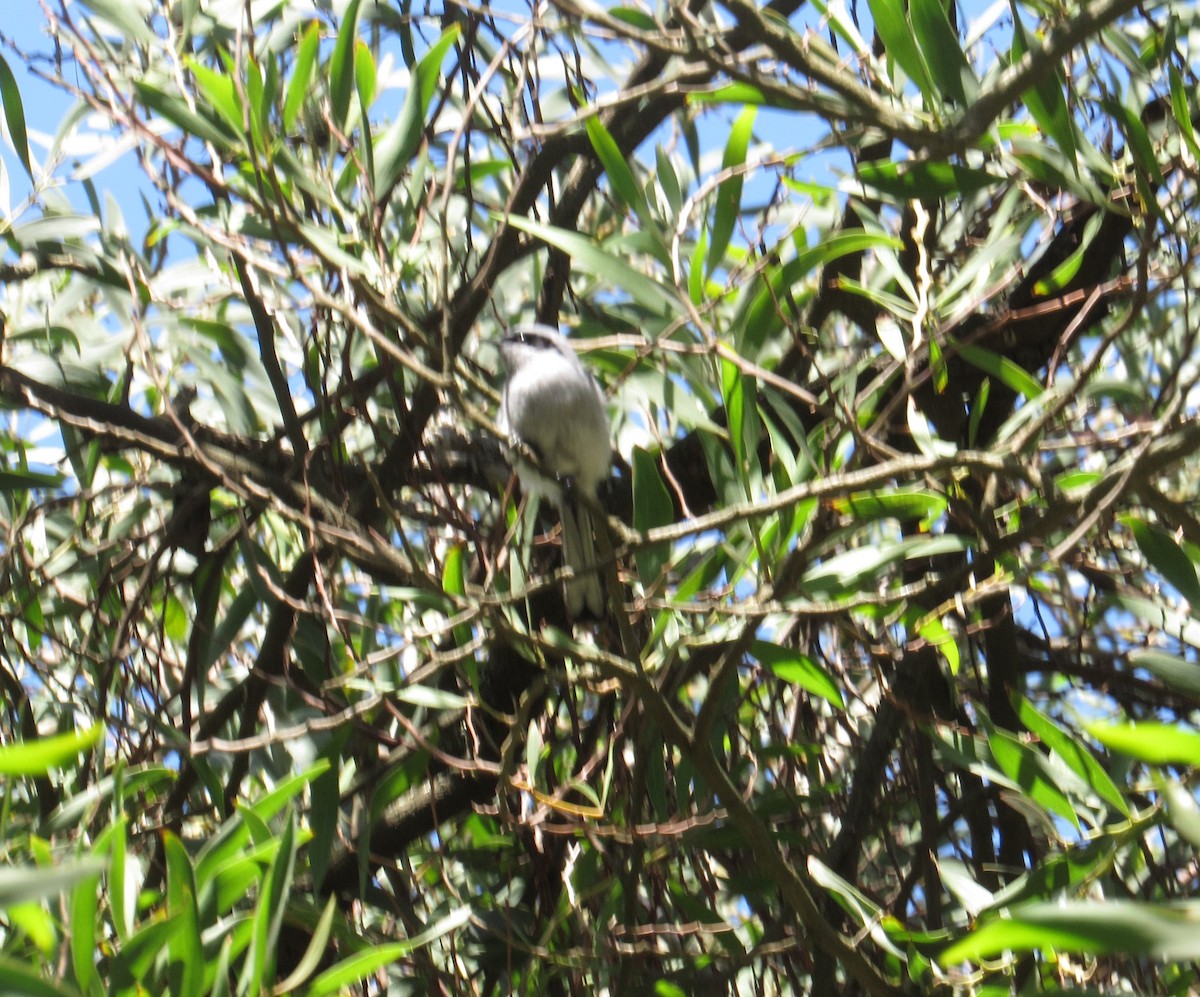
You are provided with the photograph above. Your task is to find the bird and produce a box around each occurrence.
[498,324,611,618]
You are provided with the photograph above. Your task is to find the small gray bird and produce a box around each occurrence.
[498,324,611,618]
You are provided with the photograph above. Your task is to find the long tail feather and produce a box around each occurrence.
[560,502,603,618]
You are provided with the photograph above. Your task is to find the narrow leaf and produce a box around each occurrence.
[0,53,31,178]
[0,725,101,776]
[939,900,1200,964]
[857,160,1002,199]
[956,342,1043,400]
[752,640,844,707]
[1085,720,1200,766]
[707,105,755,275]
[908,0,975,106]
[1122,515,1200,606]
[1168,63,1200,165]
[585,113,648,221]
[283,22,321,132]
[373,25,461,193]
[502,214,676,315]
[631,446,674,584]
[1015,698,1129,816]
[986,728,1080,830]
[866,0,935,99]
[329,0,363,131]
[185,58,242,135]
[1010,4,1078,171]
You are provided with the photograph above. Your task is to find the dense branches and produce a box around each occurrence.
[2,0,1200,993]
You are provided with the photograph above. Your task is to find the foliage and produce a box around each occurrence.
[1,0,1200,992]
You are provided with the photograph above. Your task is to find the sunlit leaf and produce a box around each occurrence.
[907,0,976,106]
[1085,720,1200,766]
[830,488,947,524]
[867,0,935,99]
[707,105,755,276]
[1122,515,1200,606]
[283,21,321,132]
[502,214,676,315]
[0,52,31,178]
[1016,699,1129,816]
[185,58,242,136]
[0,725,101,776]
[940,900,1200,964]
[858,160,1002,199]
[373,24,461,193]
[955,342,1043,400]
[585,112,649,222]
[752,640,844,707]
[329,0,363,131]
[307,907,472,996]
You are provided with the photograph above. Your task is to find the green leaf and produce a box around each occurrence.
[442,542,466,598]
[707,105,755,276]
[908,0,975,106]
[0,861,107,908]
[69,857,102,991]
[274,895,339,993]
[656,145,682,214]
[306,906,472,996]
[373,24,461,193]
[392,684,469,710]
[986,727,1080,830]
[1085,720,1200,766]
[77,0,156,44]
[1121,515,1200,605]
[0,955,83,997]
[163,832,203,997]
[917,615,960,674]
[687,81,772,107]
[185,58,242,135]
[829,488,947,524]
[502,214,676,315]
[355,39,377,111]
[720,354,759,485]
[739,231,901,352]
[939,900,1200,964]
[134,79,238,149]
[0,467,65,491]
[631,446,674,585]
[585,113,648,222]
[0,725,101,776]
[802,534,971,597]
[857,160,1002,199]
[688,227,709,305]
[867,0,935,100]
[907,396,953,458]
[1161,779,1200,849]
[0,52,31,178]
[1107,96,1165,188]
[243,812,296,995]
[955,342,1043,400]
[1032,211,1105,297]
[609,6,658,30]
[752,640,844,708]
[1128,649,1200,698]
[1169,63,1200,165]
[1015,698,1129,816]
[329,0,363,131]
[284,21,321,133]
[1010,4,1077,172]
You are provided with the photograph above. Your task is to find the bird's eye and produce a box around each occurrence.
[512,330,551,348]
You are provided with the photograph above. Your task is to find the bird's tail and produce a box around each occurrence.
[560,501,604,618]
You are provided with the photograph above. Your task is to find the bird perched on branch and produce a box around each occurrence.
[498,324,611,618]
